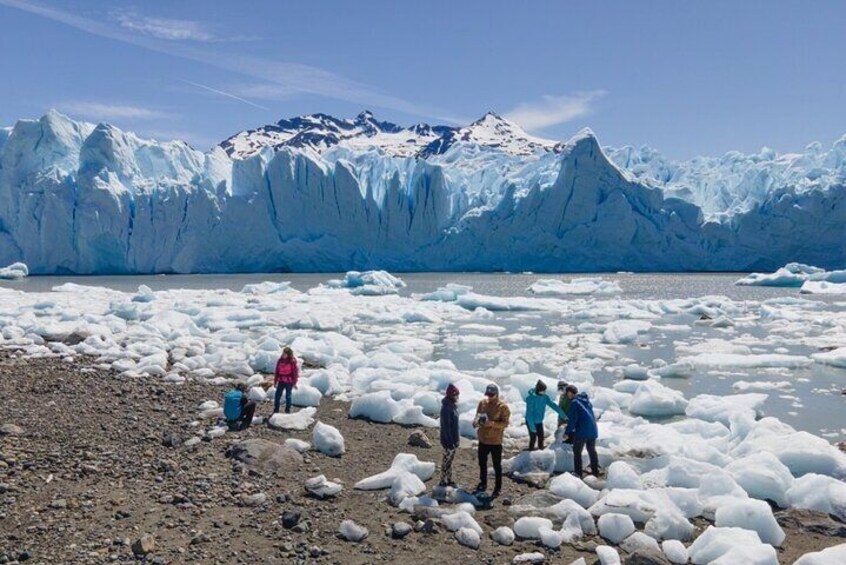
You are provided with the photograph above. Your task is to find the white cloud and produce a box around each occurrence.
[505,90,606,131]
[112,10,214,42]
[58,101,171,121]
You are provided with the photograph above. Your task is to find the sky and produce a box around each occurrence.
[1,0,844,158]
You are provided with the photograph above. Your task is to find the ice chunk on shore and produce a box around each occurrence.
[724,452,794,507]
[548,471,600,508]
[606,461,643,490]
[662,539,689,564]
[687,526,777,564]
[338,519,368,541]
[785,473,846,520]
[268,407,316,431]
[354,453,435,490]
[714,499,785,546]
[598,513,635,544]
[528,278,622,296]
[442,510,483,534]
[388,472,426,505]
[313,421,345,457]
[513,516,553,539]
[794,543,846,565]
[455,527,481,549]
[349,390,400,423]
[596,545,622,565]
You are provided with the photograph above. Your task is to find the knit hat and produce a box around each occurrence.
[484,383,499,397]
[446,384,460,397]
[557,380,569,391]
[535,379,547,392]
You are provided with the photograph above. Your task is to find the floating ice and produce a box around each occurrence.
[0,262,28,280]
[312,421,345,457]
[800,280,846,294]
[528,278,622,296]
[685,393,767,426]
[812,347,846,369]
[629,381,688,417]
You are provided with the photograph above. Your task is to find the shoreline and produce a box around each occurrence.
[1,355,844,564]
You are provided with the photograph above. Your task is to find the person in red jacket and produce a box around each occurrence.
[273,346,299,414]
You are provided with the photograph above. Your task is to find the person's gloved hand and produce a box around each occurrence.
[564,435,574,444]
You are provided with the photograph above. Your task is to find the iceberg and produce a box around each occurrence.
[0,110,844,274]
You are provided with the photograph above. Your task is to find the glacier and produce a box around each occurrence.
[0,109,843,274]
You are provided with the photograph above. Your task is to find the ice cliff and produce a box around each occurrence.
[0,110,843,274]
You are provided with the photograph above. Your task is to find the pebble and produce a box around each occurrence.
[282,511,301,529]
[407,431,432,449]
[131,534,156,556]
[0,424,24,436]
[390,522,412,539]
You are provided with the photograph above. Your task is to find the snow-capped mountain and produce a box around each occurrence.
[220,110,559,160]
[0,109,843,274]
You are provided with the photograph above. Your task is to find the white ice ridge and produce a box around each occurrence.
[2,278,846,532]
[736,263,846,287]
[0,110,844,273]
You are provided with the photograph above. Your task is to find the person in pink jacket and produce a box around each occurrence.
[273,346,299,414]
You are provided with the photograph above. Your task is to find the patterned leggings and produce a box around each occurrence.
[441,448,457,483]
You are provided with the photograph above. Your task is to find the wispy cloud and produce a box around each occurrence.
[0,0,452,121]
[58,101,171,121]
[505,90,606,131]
[180,79,270,111]
[111,10,215,42]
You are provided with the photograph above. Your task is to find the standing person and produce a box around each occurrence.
[223,382,256,431]
[557,380,571,427]
[474,384,511,497]
[563,385,600,478]
[273,346,299,414]
[525,380,567,451]
[439,384,461,488]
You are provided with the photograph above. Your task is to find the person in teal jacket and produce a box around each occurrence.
[525,380,567,450]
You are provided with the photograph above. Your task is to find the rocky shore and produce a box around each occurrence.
[1,353,843,564]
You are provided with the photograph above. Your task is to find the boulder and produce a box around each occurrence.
[226,439,302,473]
[408,431,433,448]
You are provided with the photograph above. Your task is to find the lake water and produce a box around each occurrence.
[2,272,844,440]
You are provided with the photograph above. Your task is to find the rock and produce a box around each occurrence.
[183,437,201,447]
[239,492,267,507]
[161,432,181,448]
[190,532,210,545]
[838,441,846,453]
[131,534,156,556]
[775,508,846,537]
[226,439,303,473]
[338,520,368,542]
[573,540,598,552]
[624,549,673,565]
[407,431,432,449]
[414,518,439,534]
[391,522,413,539]
[0,424,24,436]
[49,499,67,509]
[455,527,481,549]
[282,511,300,529]
[17,550,32,562]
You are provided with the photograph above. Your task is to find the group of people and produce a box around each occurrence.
[223,347,300,431]
[224,347,599,497]
[439,378,600,497]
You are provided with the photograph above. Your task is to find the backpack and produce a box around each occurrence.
[223,390,243,421]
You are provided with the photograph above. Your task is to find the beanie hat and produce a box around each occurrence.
[484,383,499,396]
[446,384,460,397]
[535,379,547,392]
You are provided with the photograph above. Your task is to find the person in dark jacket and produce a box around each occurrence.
[563,385,600,478]
[223,382,256,431]
[439,384,461,487]
[557,380,571,427]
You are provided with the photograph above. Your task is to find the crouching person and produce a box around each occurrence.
[224,382,256,431]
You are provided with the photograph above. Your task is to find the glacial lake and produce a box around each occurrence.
[2,272,844,440]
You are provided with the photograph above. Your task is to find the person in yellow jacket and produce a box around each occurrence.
[473,383,511,497]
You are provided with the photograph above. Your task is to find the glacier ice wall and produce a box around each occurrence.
[0,111,843,274]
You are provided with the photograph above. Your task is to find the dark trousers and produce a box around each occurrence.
[477,443,503,491]
[527,423,545,450]
[572,437,599,477]
[274,383,294,413]
[230,400,256,431]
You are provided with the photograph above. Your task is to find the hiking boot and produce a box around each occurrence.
[473,483,486,494]
[491,489,501,498]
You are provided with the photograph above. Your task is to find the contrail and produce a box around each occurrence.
[180,79,269,111]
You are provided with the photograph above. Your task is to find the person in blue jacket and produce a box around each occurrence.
[525,380,567,450]
[223,382,256,431]
[563,385,600,478]
[438,384,461,487]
